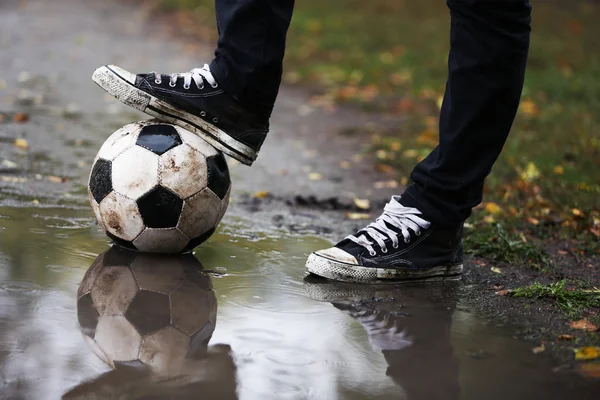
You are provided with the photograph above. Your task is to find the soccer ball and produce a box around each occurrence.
[77,247,217,375]
[88,120,231,254]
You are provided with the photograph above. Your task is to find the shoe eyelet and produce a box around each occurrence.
[381,248,388,254]
[183,84,190,90]
[211,83,218,88]
[169,81,176,87]
[404,238,410,244]
[392,243,398,249]
[212,117,219,123]
[200,111,206,117]
[415,230,421,236]
[369,251,376,256]
[154,78,162,85]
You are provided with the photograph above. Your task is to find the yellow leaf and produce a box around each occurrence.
[14,138,28,150]
[520,162,540,182]
[491,267,502,274]
[308,172,323,181]
[253,191,269,199]
[416,131,438,148]
[532,344,545,354]
[47,175,65,183]
[403,149,419,159]
[557,334,574,341]
[353,198,370,210]
[572,208,583,217]
[400,176,408,185]
[520,99,539,117]
[569,319,598,332]
[339,161,351,169]
[374,180,398,189]
[553,165,564,175]
[574,347,600,361]
[484,215,495,224]
[345,212,371,220]
[390,141,402,151]
[484,202,503,215]
[32,199,39,205]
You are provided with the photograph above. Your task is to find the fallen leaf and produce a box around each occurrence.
[532,344,545,354]
[491,267,502,274]
[520,99,539,117]
[47,175,66,183]
[400,176,408,185]
[483,215,495,224]
[496,289,512,296]
[308,172,323,181]
[574,347,600,361]
[32,199,39,205]
[339,161,351,169]
[485,202,503,215]
[253,191,269,199]
[345,212,371,220]
[557,250,568,256]
[553,165,564,175]
[520,162,540,182]
[569,319,598,332]
[13,112,29,123]
[572,208,583,217]
[577,363,600,378]
[14,138,28,150]
[557,334,574,341]
[353,198,370,210]
[375,164,395,174]
[374,180,398,189]
[390,141,402,151]
[491,284,504,290]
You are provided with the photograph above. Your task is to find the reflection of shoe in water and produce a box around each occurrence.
[92,64,269,166]
[305,196,463,283]
[304,275,460,400]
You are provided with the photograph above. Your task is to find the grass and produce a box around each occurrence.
[153,0,600,260]
[513,280,600,318]
[464,223,549,269]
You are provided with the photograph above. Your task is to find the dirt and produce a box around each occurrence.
[0,0,597,370]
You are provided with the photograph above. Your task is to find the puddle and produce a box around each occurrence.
[0,205,598,400]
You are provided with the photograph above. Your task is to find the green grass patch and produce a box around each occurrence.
[513,280,600,318]
[464,223,549,269]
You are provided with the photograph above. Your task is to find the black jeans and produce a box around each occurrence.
[210,0,531,228]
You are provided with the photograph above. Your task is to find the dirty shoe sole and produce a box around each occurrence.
[305,253,463,283]
[92,65,256,166]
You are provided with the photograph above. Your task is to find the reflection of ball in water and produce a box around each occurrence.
[77,246,217,374]
[88,120,231,254]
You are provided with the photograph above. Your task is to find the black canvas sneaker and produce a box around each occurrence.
[92,64,269,166]
[305,196,463,283]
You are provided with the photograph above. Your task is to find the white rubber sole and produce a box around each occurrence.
[305,252,463,284]
[92,65,257,166]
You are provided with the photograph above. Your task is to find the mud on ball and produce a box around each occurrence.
[88,120,231,253]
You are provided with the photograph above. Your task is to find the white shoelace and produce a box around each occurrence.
[154,64,218,90]
[347,196,431,256]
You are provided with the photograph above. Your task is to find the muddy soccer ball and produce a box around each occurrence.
[77,247,217,375]
[88,120,231,253]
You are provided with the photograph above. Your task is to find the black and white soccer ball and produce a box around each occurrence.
[88,120,231,254]
[77,247,217,375]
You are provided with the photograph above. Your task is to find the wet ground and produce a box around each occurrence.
[1,0,599,399]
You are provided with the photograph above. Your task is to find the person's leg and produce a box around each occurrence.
[402,0,531,228]
[211,0,295,118]
[306,0,531,283]
[92,0,295,166]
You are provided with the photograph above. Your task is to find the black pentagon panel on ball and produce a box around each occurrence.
[89,159,113,203]
[206,153,230,200]
[135,124,182,155]
[106,231,138,251]
[137,186,183,229]
[77,293,99,339]
[125,290,171,336]
[183,227,216,253]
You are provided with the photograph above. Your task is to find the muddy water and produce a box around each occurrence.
[0,205,597,400]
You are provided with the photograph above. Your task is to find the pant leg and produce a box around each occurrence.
[210,0,295,118]
[402,0,531,228]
